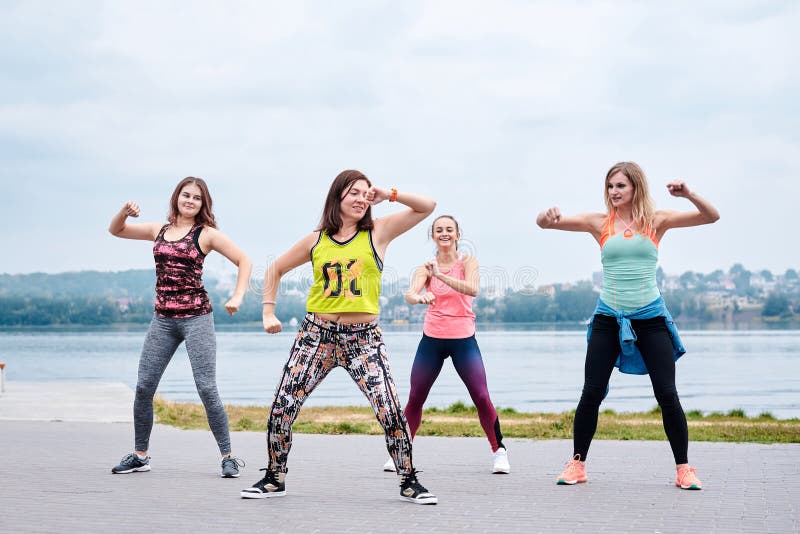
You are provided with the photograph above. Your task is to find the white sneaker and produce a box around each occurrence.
[492,447,510,474]
[383,457,396,472]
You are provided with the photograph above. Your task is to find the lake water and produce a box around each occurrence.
[1,326,798,418]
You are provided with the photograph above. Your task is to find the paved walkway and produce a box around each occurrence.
[0,384,798,533]
[0,381,133,423]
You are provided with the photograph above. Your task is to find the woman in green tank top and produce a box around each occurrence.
[536,161,719,490]
[240,169,440,505]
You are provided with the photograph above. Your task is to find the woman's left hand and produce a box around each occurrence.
[667,180,692,198]
[224,295,243,316]
[366,186,390,206]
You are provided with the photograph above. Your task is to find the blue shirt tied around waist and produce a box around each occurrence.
[587,295,686,375]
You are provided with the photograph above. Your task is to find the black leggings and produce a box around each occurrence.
[573,314,689,464]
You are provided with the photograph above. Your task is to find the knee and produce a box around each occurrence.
[135,383,157,401]
[268,395,297,424]
[405,389,427,409]
[654,385,680,410]
[471,390,492,409]
[579,384,606,407]
[196,383,221,404]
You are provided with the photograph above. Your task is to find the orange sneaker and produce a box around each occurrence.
[675,465,702,490]
[556,455,587,485]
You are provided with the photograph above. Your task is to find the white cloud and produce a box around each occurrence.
[1,1,798,283]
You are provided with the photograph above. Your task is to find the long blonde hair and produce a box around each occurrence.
[603,161,655,231]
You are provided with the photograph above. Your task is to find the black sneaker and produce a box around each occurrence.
[221,456,245,478]
[400,469,437,505]
[111,453,151,474]
[240,468,286,498]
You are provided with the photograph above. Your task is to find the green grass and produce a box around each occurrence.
[153,398,800,444]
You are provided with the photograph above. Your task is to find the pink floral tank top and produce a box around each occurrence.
[153,224,212,318]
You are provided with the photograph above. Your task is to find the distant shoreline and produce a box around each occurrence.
[2,320,798,332]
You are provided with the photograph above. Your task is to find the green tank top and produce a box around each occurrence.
[306,230,383,314]
[599,213,660,312]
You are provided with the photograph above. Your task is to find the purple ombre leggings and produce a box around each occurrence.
[404,334,504,451]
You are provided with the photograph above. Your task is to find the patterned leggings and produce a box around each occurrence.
[266,313,414,475]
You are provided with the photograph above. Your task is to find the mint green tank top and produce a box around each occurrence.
[599,213,660,312]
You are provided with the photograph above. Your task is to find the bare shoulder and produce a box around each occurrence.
[141,221,168,240]
[558,211,606,235]
[290,231,322,255]
[199,225,219,237]
[585,212,608,228]
[461,254,478,266]
[198,225,224,244]
[303,230,322,247]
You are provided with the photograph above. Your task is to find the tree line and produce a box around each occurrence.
[0,265,797,326]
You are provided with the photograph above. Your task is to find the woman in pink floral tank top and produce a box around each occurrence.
[108,177,252,478]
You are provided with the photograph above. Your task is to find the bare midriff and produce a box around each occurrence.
[315,311,378,324]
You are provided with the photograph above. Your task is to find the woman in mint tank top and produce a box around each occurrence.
[107,177,252,478]
[240,170,440,505]
[381,215,510,475]
[536,161,719,490]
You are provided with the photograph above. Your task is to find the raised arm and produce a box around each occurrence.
[201,227,253,316]
[261,232,319,334]
[108,201,163,241]
[368,187,436,254]
[428,255,479,297]
[536,207,606,242]
[654,180,720,240]
[405,265,434,305]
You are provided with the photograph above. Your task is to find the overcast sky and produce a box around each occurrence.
[1,1,797,290]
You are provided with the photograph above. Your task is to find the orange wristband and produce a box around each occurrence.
[389,188,398,202]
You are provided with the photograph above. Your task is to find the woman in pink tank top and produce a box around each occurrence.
[383,215,510,474]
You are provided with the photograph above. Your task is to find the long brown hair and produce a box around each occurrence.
[603,162,655,231]
[316,170,374,235]
[167,177,217,228]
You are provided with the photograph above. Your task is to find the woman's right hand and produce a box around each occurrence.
[263,312,282,334]
[122,201,141,218]
[538,206,561,227]
[416,292,435,305]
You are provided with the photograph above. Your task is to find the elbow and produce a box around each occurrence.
[239,255,253,270]
[424,199,437,216]
[415,198,435,216]
[707,211,721,224]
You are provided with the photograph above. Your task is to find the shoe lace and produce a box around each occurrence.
[564,456,584,476]
[678,466,697,485]
[120,453,139,466]
[256,467,278,485]
[400,469,427,492]
[223,456,245,469]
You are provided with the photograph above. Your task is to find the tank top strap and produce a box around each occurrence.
[155,223,170,241]
[192,225,207,257]
[599,213,614,248]
[643,223,659,246]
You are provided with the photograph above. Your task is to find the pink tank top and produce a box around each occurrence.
[422,255,476,339]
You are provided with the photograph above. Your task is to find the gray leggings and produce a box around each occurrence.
[134,313,231,454]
